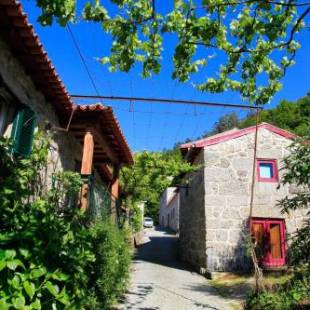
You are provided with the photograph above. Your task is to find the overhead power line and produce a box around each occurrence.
[70,94,263,110]
[66,25,102,98]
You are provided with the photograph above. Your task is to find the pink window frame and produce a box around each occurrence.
[250,217,286,267]
[256,159,279,183]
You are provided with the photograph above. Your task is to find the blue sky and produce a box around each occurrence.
[21,1,310,151]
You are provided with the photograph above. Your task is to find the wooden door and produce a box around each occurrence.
[267,221,285,266]
[251,218,286,267]
[270,223,282,259]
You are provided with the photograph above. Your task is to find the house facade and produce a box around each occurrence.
[159,187,180,232]
[179,123,307,272]
[0,1,133,218]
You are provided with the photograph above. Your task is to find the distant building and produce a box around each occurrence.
[159,187,179,232]
[178,123,307,272]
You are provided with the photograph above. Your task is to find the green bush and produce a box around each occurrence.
[86,222,132,309]
[245,272,310,310]
[0,133,132,309]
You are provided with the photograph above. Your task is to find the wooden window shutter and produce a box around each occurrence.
[11,108,36,156]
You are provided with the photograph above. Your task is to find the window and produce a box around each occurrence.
[257,159,278,182]
[11,107,36,156]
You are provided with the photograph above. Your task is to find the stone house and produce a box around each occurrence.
[159,187,180,232]
[0,0,133,217]
[179,123,307,272]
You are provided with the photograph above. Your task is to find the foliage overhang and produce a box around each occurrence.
[34,0,310,104]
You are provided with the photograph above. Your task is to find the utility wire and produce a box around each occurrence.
[66,25,102,100]
[71,94,263,110]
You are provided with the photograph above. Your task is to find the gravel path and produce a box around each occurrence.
[117,228,233,310]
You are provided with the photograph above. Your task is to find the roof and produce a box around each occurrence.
[71,104,133,165]
[181,123,296,149]
[0,0,73,122]
[180,123,296,162]
[0,1,133,167]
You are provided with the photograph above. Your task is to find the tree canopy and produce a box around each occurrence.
[196,92,310,138]
[120,149,195,220]
[33,0,310,104]
[278,136,310,269]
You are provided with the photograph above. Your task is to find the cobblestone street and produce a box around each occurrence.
[118,228,234,310]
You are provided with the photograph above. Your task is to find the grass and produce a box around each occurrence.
[209,272,293,309]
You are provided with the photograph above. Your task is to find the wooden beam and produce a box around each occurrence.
[79,130,94,211]
[110,166,120,224]
[81,130,94,175]
[92,126,119,165]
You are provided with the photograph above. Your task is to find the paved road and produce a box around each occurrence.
[118,228,232,310]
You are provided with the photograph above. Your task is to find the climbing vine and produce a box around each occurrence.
[0,133,132,309]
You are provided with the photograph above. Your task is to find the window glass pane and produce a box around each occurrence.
[259,163,273,178]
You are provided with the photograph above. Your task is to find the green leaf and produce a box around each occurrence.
[51,271,69,281]
[0,261,6,271]
[11,275,21,289]
[44,281,59,296]
[30,298,41,310]
[0,299,11,310]
[19,249,30,258]
[12,296,25,309]
[30,267,47,279]
[7,259,25,270]
[24,281,36,300]
[30,299,41,310]
[4,249,16,259]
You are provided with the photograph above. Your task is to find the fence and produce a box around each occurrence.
[87,175,112,221]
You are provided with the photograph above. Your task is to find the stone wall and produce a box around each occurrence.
[203,128,306,271]
[159,187,179,232]
[179,150,207,269]
[159,187,179,231]
[0,37,82,175]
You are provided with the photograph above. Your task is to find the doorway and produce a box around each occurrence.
[251,218,286,267]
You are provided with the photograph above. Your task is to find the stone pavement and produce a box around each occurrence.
[117,228,234,310]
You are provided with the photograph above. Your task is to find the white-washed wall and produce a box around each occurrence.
[159,187,179,232]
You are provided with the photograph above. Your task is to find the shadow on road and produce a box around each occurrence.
[135,227,191,271]
[117,227,231,310]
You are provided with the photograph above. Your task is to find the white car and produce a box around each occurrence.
[143,217,154,228]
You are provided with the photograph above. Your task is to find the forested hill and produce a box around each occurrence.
[201,92,310,139]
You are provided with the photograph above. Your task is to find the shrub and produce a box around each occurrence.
[245,272,310,310]
[0,133,132,309]
[86,222,132,309]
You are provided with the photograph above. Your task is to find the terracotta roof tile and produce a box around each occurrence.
[73,104,133,165]
[0,1,133,166]
[0,0,73,119]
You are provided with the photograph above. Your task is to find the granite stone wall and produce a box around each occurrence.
[203,128,306,271]
[179,127,307,272]
[179,151,207,269]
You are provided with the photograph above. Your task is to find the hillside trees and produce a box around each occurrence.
[33,0,310,104]
[199,92,310,138]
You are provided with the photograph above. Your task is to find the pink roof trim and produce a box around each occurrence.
[180,123,296,149]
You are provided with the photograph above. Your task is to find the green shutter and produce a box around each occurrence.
[11,108,36,156]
